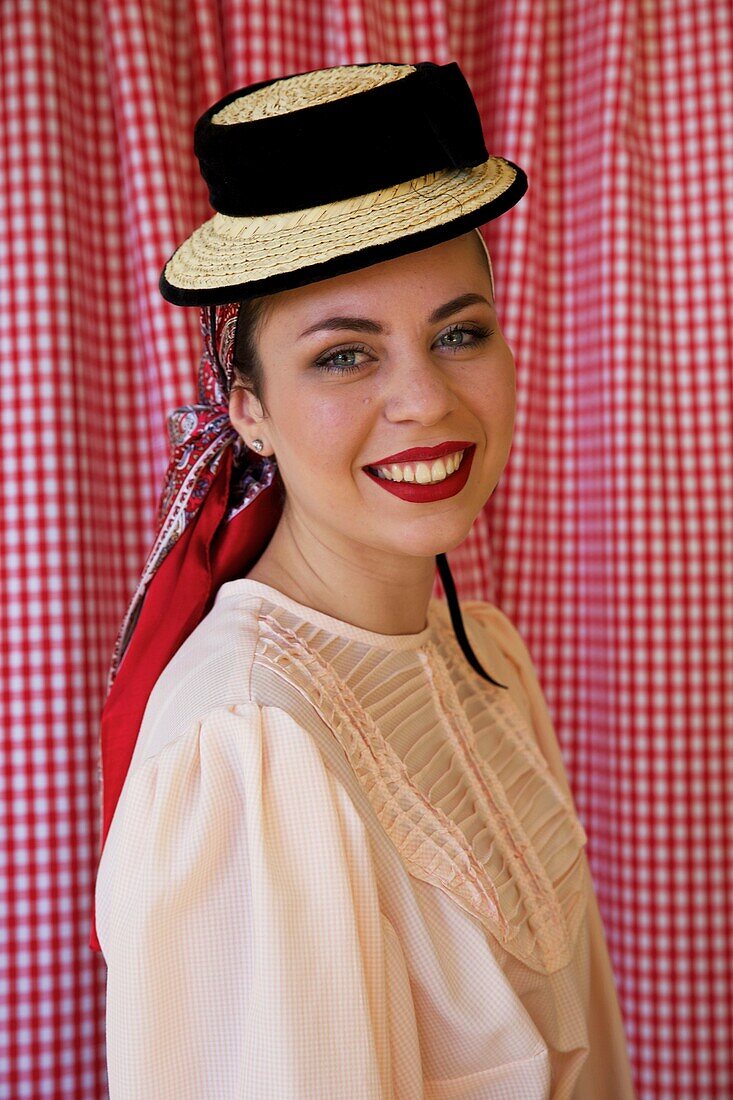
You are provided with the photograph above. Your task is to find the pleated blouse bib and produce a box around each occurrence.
[95,578,636,1100]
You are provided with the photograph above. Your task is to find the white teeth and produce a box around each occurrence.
[370,449,465,484]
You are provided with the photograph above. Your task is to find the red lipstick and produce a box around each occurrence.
[363,444,476,503]
[365,440,473,467]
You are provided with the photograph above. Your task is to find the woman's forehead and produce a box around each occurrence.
[260,232,493,332]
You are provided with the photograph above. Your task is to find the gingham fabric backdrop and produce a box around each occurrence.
[2,1,731,1097]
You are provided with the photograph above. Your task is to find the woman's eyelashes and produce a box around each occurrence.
[313,323,495,374]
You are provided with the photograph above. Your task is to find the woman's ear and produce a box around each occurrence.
[228,386,267,444]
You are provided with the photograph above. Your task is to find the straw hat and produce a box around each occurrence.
[159,60,528,306]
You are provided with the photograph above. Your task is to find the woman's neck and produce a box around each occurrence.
[245,515,436,636]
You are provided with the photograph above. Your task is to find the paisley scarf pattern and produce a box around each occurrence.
[106,302,277,692]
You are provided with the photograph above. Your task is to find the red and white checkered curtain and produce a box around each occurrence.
[2,1,731,1097]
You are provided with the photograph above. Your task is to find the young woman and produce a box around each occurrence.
[91,61,636,1099]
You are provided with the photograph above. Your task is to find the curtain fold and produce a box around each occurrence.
[2,1,730,1096]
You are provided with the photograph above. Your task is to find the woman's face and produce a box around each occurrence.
[229,231,516,563]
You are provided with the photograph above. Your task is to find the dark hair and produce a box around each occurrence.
[231,295,274,414]
[229,266,507,691]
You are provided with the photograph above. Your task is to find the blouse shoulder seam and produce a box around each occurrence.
[460,599,528,649]
[457,600,536,689]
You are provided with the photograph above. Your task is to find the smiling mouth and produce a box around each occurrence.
[365,448,467,485]
[362,444,477,502]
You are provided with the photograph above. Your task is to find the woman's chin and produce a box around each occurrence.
[373,518,477,560]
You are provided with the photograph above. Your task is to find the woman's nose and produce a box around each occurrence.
[382,351,458,423]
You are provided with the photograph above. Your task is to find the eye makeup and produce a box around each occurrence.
[313,323,494,374]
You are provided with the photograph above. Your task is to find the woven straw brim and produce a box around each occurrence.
[161,155,519,303]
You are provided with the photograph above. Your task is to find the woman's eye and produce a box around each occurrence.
[438,323,494,352]
[314,344,370,374]
[313,323,494,374]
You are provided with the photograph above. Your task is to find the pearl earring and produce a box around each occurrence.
[251,438,264,452]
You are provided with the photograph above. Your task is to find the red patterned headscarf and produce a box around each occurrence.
[88,301,282,952]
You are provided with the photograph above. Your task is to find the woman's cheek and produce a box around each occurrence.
[301,394,366,468]
[481,355,515,419]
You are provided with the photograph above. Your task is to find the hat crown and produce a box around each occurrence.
[193,61,490,217]
[211,62,416,125]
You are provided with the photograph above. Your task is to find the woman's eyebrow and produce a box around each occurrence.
[296,292,492,340]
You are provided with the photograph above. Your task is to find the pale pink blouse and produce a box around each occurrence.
[95,578,636,1099]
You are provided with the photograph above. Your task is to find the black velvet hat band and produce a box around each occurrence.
[194,61,490,216]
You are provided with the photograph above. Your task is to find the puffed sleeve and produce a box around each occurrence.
[95,702,421,1100]
[465,601,637,1099]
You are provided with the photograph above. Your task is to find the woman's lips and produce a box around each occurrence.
[363,444,476,502]
[366,440,474,465]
